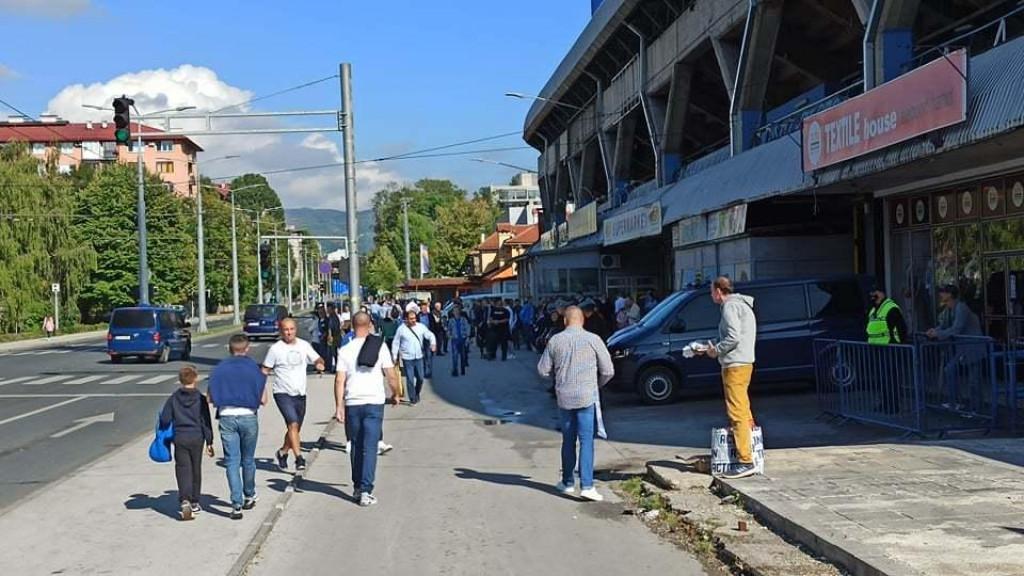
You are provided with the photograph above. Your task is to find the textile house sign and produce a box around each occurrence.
[803,49,967,172]
[604,203,662,246]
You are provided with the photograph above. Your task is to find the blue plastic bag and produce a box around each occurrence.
[148,416,174,463]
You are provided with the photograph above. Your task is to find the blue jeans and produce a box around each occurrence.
[423,345,434,378]
[450,338,467,374]
[403,357,425,403]
[219,414,259,508]
[345,403,384,494]
[560,404,596,489]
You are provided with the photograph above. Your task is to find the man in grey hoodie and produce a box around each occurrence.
[703,276,758,479]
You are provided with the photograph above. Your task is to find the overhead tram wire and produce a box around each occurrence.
[209,74,341,114]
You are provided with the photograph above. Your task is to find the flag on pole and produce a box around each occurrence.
[419,243,430,278]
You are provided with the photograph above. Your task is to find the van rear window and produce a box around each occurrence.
[245,305,279,319]
[111,310,155,329]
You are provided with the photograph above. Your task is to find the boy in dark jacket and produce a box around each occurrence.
[159,365,214,521]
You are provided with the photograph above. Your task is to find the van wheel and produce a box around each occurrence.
[157,346,170,364]
[638,366,679,405]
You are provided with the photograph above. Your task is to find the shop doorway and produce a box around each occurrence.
[891,230,935,333]
[983,254,1024,340]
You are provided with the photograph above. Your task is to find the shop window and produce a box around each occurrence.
[984,219,1024,253]
[932,226,956,288]
[746,285,808,323]
[985,257,1007,316]
[957,224,982,316]
[808,281,864,318]
[568,269,599,295]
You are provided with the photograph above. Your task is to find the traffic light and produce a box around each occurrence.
[112,96,134,145]
[259,242,271,279]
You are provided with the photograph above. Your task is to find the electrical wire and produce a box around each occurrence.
[210,74,340,114]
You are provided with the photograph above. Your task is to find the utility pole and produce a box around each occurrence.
[286,236,293,312]
[230,190,241,325]
[256,211,263,304]
[274,230,281,303]
[402,198,412,283]
[135,120,149,305]
[194,163,208,332]
[340,63,362,309]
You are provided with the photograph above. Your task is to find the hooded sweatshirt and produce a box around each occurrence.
[715,293,756,367]
[159,388,213,444]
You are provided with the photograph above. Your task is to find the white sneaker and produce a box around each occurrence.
[342,441,350,453]
[580,488,604,502]
[359,492,378,507]
[378,441,393,455]
[555,481,575,495]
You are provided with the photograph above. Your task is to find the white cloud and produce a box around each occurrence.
[0,64,16,79]
[0,0,91,18]
[45,64,405,210]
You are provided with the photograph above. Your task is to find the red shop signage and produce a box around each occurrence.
[803,49,968,172]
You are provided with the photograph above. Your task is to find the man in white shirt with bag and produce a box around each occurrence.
[335,312,401,506]
[392,310,436,405]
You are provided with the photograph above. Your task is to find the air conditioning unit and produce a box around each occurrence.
[600,254,621,270]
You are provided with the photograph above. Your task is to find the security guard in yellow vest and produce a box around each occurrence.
[867,285,908,345]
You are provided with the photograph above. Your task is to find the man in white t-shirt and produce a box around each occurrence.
[335,312,401,507]
[262,317,325,472]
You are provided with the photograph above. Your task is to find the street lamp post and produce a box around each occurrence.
[504,92,586,111]
[82,103,195,306]
[202,182,266,325]
[193,154,238,333]
[471,157,539,174]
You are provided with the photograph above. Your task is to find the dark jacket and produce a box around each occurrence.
[159,388,213,444]
[207,356,266,417]
[584,312,611,341]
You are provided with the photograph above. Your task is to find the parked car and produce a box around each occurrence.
[606,276,871,404]
[107,306,192,364]
[243,304,289,340]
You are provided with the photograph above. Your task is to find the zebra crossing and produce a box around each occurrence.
[0,372,192,387]
[0,342,269,357]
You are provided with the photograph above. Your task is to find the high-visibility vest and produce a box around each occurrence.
[866,299,901,345]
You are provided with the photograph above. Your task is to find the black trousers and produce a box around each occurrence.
[487,327,509,360]
[174,436,204,504]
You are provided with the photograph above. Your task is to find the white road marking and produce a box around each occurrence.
[23,375,74,386]
[0,376,41,387]
[138,374,176,385]
[51,412,115,438]
[201,343,220,349]
[0,393,167,398]
[62,375,105,385]
[31,350,57,355]
[100,375,139,385]
[0,396,86,426]
[51,349,73,354]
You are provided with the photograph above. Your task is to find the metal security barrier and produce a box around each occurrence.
[815,339,922,434]
[995,324,1024,434]
[815,336,998,436]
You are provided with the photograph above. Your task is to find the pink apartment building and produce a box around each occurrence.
[0,115,202,197]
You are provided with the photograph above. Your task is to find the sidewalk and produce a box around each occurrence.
[0,313,236,353]
[711,438,1024,576]
[0,371,336,576]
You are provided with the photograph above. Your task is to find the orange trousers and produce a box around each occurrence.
[722,365,755,464]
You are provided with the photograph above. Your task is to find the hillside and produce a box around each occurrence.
[285,208,376,255]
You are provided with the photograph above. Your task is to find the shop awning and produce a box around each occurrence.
[662,136,809,226]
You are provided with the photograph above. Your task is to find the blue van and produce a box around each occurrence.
[606,276,871,404]
[107,306,192,364]
[243,304,289,340]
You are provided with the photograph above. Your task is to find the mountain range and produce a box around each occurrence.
[284,208,376,255]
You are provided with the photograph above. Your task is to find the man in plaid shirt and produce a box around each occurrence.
[538,306,614,502]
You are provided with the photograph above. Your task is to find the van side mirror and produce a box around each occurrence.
[668,318,687,334]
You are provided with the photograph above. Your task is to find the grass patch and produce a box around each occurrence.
[620,476,645,499]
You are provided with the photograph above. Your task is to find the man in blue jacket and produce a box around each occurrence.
[208,334,269,519]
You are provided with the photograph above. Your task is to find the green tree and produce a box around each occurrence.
[0,144,96,333]
[434,199,500,276]
[363,245,403,293]
[75,165,196,321]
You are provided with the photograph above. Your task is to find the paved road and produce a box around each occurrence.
[0,315,314,513]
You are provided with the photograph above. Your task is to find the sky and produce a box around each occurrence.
[0,0,590,210]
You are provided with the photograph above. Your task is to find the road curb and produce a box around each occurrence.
[228,417,339,576]
[711,477,899,576]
